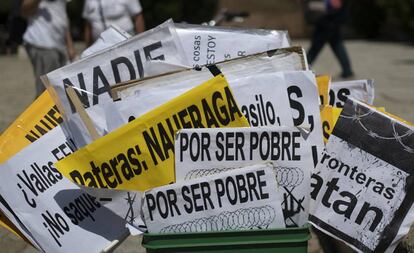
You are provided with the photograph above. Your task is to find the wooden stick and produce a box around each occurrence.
[65,86,100,141]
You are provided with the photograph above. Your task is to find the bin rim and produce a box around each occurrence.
[143,236,310,250]
[142,224,311,250]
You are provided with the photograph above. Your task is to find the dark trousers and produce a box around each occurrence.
[307,21,353,77]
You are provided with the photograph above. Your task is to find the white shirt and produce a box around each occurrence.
[23,0,69,52]
[82,0,142,41]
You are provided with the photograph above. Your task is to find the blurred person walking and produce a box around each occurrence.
[21,0,76,98]
[82,0,145,47]
[306,0,354,78]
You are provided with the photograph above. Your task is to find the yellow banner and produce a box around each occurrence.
[0,91,61,163]
[56,75,250,191]
[320,105,342,143]
[316,75,331,106]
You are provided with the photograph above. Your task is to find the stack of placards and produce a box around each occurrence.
[0,19,413,253]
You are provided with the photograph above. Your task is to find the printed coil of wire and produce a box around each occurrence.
[184,167,234,180]
[160,205,276,233]
[184,165,304,188]
[271,165,304,187]
[340,105,414,153]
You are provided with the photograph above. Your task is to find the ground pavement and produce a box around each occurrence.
[0,40,413,252]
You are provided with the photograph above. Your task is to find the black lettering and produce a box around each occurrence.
[287,86,305,126]
[111,56,136,83]
[92,66,111,105]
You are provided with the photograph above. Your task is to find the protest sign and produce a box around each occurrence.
[316,75,331,105]
[141,163,285,233]
[44,19,189,147]
[175,126,313,227]
[310,99,414,253]
[0,127,129,253]
[106,70,293,132]
[175,23,290,67]
[0,32,147,238]
[0,91,62,163]
[284,71,324,166]
[55,75,250,191]
[327,79,375,108]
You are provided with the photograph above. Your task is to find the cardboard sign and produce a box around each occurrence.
[141,164,285,233]
[327,79,375,108]
[0,91,62,163]
[44,20,189,147]
[316,75,331,105]
[112,47,308,100]
[55,75,250,191]
[309,99,414,253]
[175,126,313,227]
[285,71,324,166]
[0,127,129,253]
[175,23,290,67]
[106,71,293,132]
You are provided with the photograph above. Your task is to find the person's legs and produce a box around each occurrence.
[307,22,330,65]
[328,25,353,78]
[25,44,67,98]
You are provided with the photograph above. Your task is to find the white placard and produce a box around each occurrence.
[175,126,313,227]
[329,79,375,107]
[175,23,290,67]
[141,163,285,233]
[310,99,414,253]
[0,127,129,253]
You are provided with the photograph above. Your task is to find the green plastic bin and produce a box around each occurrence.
[142,225,310,253]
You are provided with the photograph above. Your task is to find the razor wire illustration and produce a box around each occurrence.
[124,192,139,225]
[340,106,414,153]
[184,165,304,187]
[160,205,276,233]
[271,165,304,187]
[184,167,234,180]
